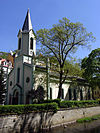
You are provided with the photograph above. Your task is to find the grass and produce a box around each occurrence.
[77,114,100,123]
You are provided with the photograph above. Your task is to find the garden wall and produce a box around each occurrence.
[0,106,100,132]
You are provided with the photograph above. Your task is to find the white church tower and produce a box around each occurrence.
[18,9,36,56]
[7,9,36,105]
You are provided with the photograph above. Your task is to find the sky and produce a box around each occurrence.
[0,0,100,59]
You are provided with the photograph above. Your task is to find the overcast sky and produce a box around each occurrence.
[0,0,100,59]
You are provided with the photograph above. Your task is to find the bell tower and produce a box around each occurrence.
[7,9,36,105]
[17,9,36,57]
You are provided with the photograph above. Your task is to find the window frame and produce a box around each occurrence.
[18,38,21,50]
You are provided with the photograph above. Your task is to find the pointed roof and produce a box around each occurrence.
[22,9,33,31]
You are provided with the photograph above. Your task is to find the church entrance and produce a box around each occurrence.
[12,90,19,105]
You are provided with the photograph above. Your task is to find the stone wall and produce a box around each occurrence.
[0,106,100,133]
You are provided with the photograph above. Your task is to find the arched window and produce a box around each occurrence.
[80,89,83,100]
[12,90,19,105]
[17,68,20,83]
[30,37,33,49]
[18,38,21,50]
[50,87,52,99]
[10,81,12,86]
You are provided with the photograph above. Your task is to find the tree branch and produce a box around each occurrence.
[42,42,60,64]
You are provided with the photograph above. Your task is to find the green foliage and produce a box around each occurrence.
[0,50,18,59]
[0,103,58,115]
[0,67,6,105]
[77,117,92,123]
[81,48,100,88]
[38,99,61,106]
[36,17,95,99]
[49,56,83,77]
[33,99,99,109]
[60,100,99,108]
[64,61,84,77]
[97,99,100,104]
[0,52,9,59]
[77,114,100,123]
[29,86,46,103]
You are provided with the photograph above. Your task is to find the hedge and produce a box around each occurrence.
[38,99,61,106]
[60,100,99,108]
[0,102,58,115]
[0,100,99,115]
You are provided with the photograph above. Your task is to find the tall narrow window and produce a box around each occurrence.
[80,89,83,100]
[50,88,52,99]
[13,90,19,105]
[17,68,20,83]
[30,37,33,49]
[18,38,21,50]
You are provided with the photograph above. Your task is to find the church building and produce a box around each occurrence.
[7,9,36,104]
[7,9,92,105]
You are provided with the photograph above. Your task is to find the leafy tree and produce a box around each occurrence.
[49,56,83,77]
[0,52,9,59]
[29,86,46,103]
[36,17,95,98]
[81,48,100,88]
[0,66,6,105]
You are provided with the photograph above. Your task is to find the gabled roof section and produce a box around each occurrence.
[22,9,33,31]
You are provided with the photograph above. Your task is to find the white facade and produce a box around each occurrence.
[0,58,12,79]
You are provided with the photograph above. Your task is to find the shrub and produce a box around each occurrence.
[97,99,100,104]
[37,99,61,106]
[0,102,58,115]
[60,100,99,108]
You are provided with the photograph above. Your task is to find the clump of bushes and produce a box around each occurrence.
[33,99,99,109]
[0,102,58,115]
[60,100,99,108]
[0,100,99,115]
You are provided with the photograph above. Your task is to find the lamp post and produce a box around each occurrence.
[46,58,50,100]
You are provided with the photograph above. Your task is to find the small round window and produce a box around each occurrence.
[26,77,30,83]
[10,81,12,86]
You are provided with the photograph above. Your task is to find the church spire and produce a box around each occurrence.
[22,9,33,31]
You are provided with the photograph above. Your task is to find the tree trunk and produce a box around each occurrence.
[92,87,95,100]
[58,69,63,99]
